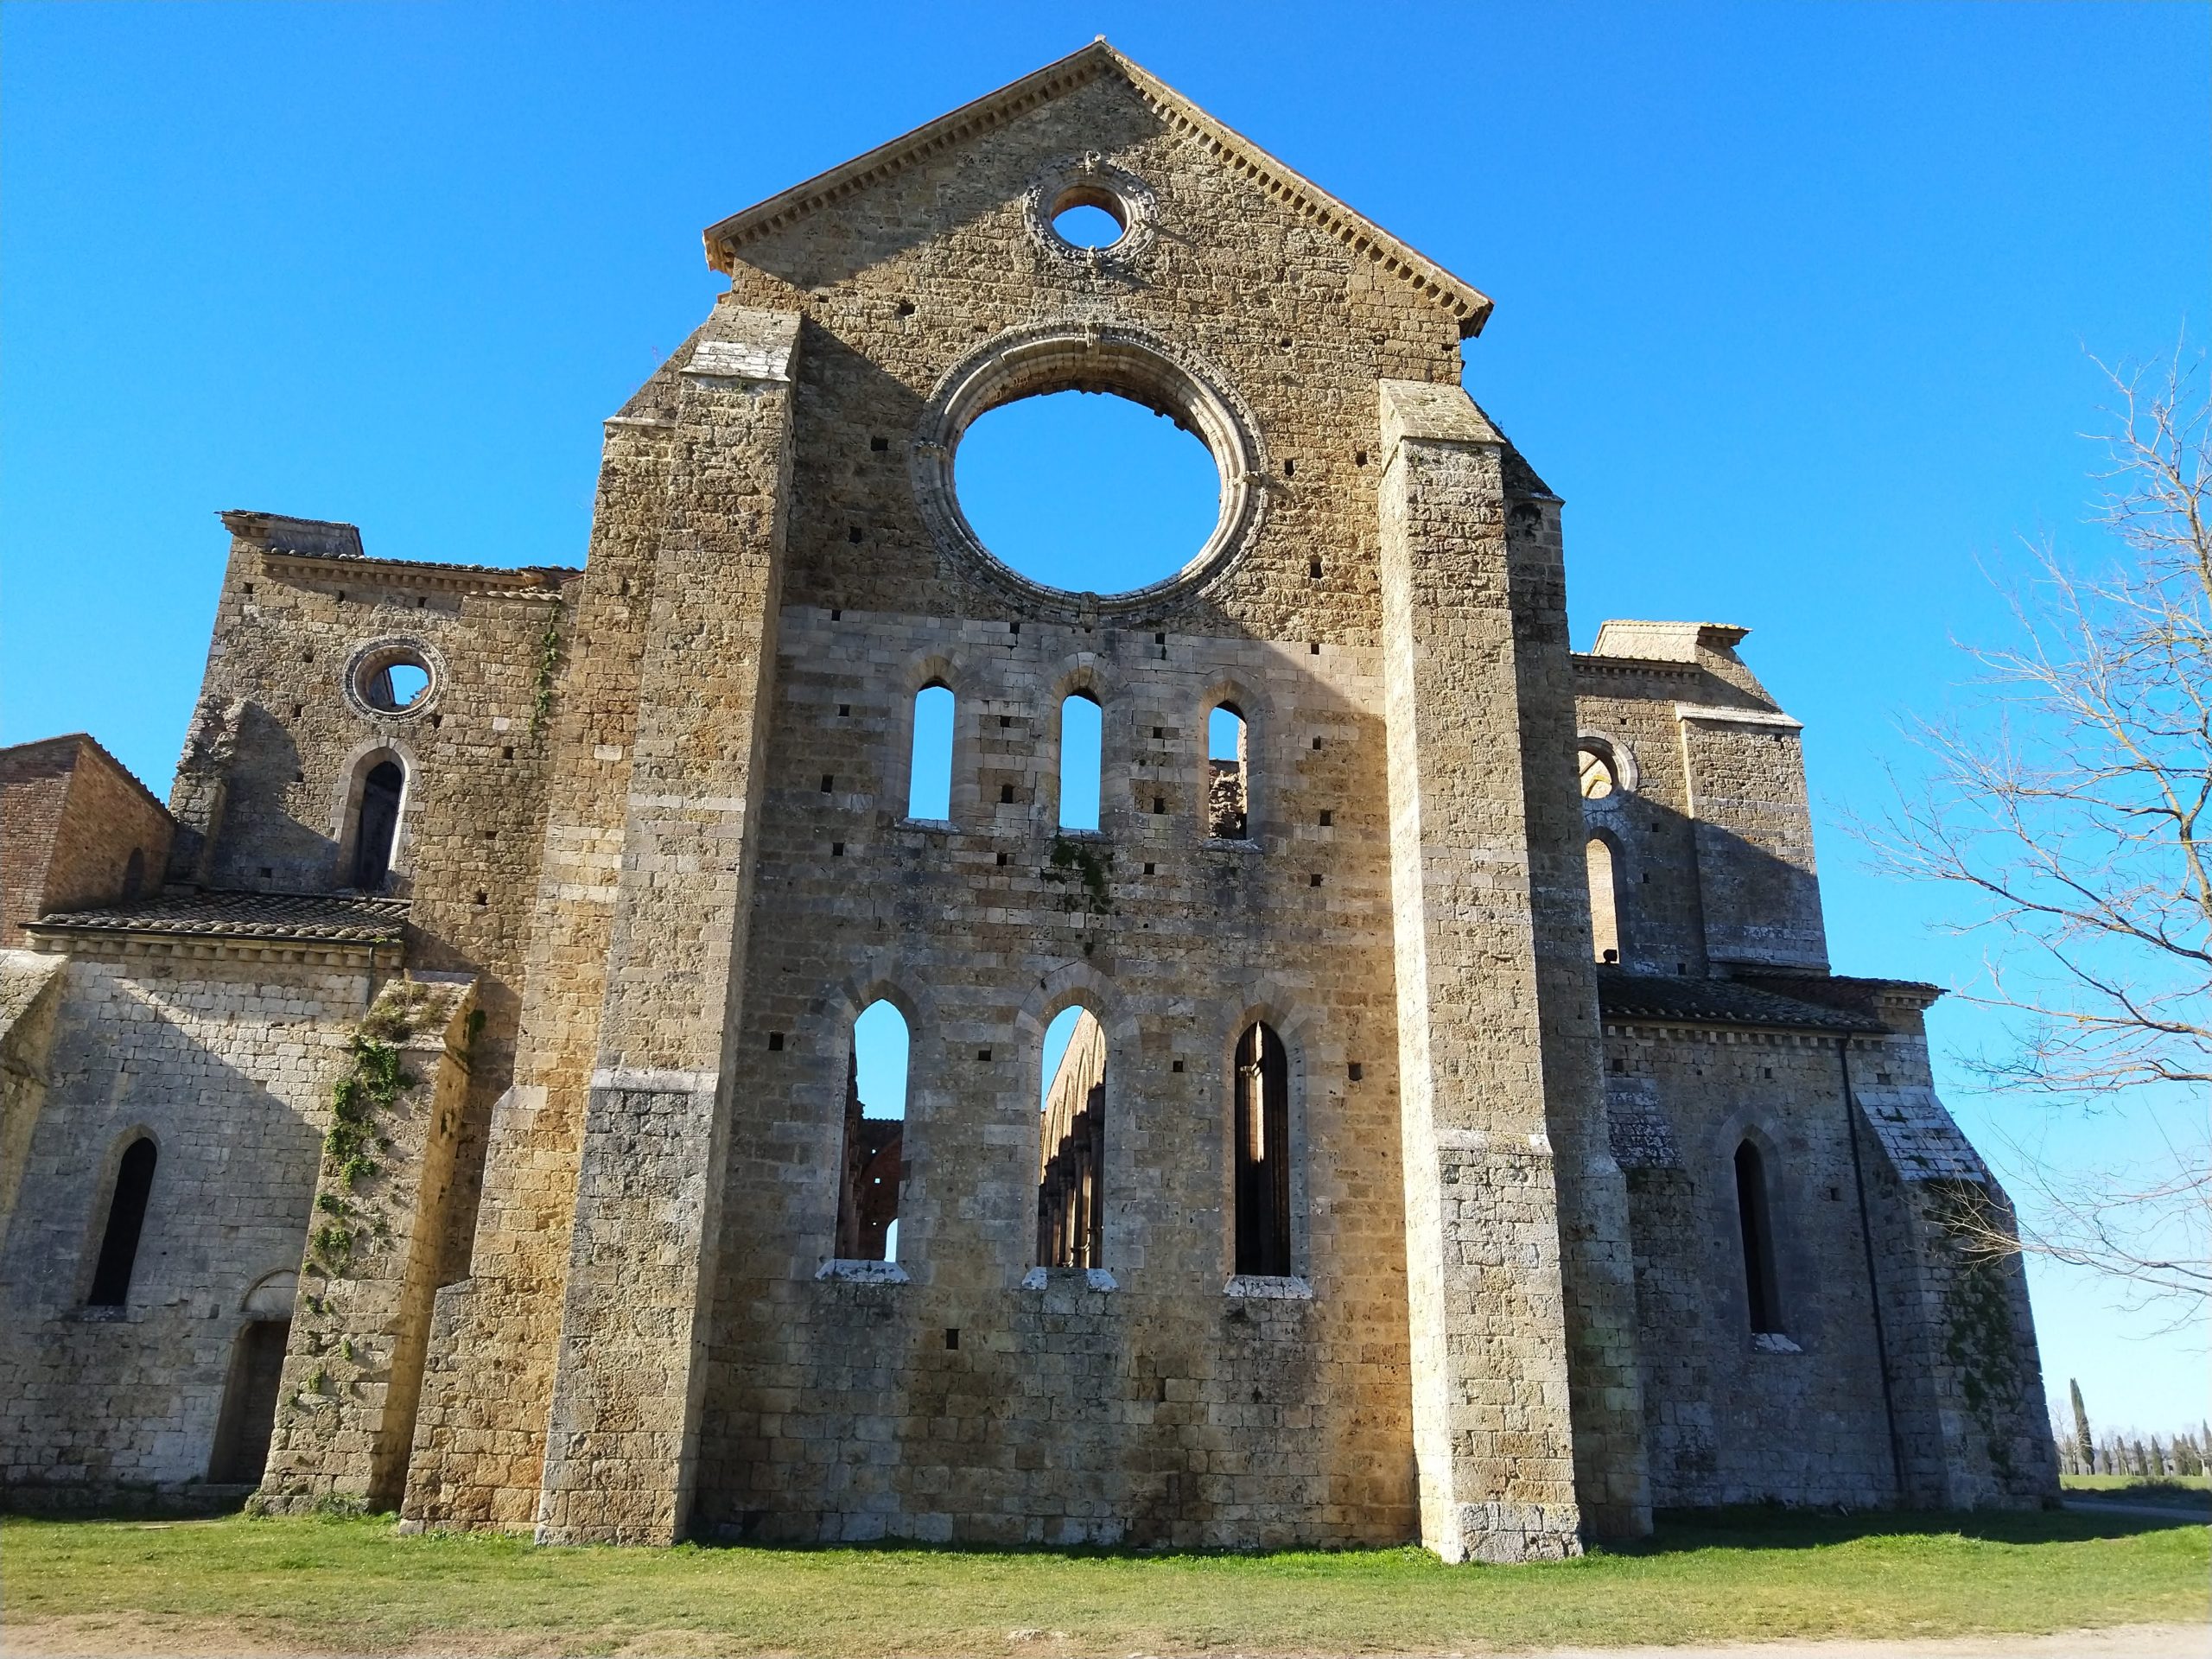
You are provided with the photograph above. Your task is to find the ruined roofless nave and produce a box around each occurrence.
[0,41,2056,1560]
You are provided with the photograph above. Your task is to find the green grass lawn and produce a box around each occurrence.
[2065,1472,2211,1493]
[2,1506,2202,1656]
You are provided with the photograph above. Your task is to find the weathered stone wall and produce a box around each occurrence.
[174,519,582,1335]
[1605,1018,1904,1506]
[257,978,477,1514]
[0,952,66,1247]
[0,737,173,947]
[0,940,383,1499]
[0,42,2056,1545]
[696,606,1412,1547]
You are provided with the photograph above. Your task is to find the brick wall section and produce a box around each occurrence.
[0,737,173,947]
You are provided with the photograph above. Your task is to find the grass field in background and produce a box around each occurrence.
[2063,1472,2210,1492]
[3,1505,2204,1656]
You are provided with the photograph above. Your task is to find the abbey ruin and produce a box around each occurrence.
[0,43,2056,1560]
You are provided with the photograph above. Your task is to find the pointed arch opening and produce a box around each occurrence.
[1207,702,1249,841]
[1734,1139,1784,1335]
[1037,1006,1105,1268]
[836,1000,909,1262]
[907,684,955,821]
[1058,693,1103,832]
[87,1135,156,1306]
[1233,1020,1292,1275]
[1586,834,1624,964]
[350,756,405,891]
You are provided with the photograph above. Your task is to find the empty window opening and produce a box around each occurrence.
[1058,693,1103,831]
[1207,704,1249,839]
[121,847,146,901]
[1234,1022,1293,1276]
[87,1136,157,1306]
[1037,1007,1106,1269]
[1050,196,1126,248]
[956,391,1218,594]
[1734,1140,1784,1336]
[836,1001,908,1263]
[359,654,431,714]
[1579,745,1618,799]
[907,684,955,819]
[352,760,404,891]
[1586,836,1623,964]
[207,1319,290,1484]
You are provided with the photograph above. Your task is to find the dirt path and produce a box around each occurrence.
[3,1615,2205,1659]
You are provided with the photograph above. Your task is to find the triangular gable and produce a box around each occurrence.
[702,40,1494,337]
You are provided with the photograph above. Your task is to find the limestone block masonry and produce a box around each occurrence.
[0,41,2056,1546]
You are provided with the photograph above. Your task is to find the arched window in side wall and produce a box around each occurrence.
[1234,1021,1292,1275]
[1734,1140,1784,1335]
[87,1136,157,1306]
[1586,836,1623,964]
[1207,704,1249,840]
[1058,693,1103,832]
[907,684,955,821]
[352,760,405,890]
[836,1001,909,1262]
[1037,1006,1105,1268]
[121,847,146,901]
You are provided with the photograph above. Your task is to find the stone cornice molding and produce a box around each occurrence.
[257,550,575,601]
[23,927,401,972]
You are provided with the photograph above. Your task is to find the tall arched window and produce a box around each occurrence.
[1037,1006,1105,1268]
[1058,693,1102,832]
[907,684,955,821]
[1586,835,1623,964]
[836,1001,909,1262]
[121,847,147,901]
[1734,1140,1783,1335]
[352,759,404,890]
[1207,704,1249,840]
[87,1136,156,1306]
[1234,1021,1291,1275]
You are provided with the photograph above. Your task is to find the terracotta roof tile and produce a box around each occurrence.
[31,888,408,944]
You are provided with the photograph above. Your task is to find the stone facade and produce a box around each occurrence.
[0,42,2056,1548]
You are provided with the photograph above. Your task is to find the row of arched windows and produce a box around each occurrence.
[905,686,1252,840]
[831,1000,1296,1278]
[77,1100,1792,1344]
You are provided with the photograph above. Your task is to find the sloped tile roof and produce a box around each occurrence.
[1596,969,1887,1033]
[31,889,408,944]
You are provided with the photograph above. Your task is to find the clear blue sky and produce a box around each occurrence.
[4,2,2204,1428]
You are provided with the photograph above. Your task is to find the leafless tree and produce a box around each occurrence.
[1859,344,2210,1313]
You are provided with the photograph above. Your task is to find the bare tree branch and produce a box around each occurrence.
[1851,341,2212,1308]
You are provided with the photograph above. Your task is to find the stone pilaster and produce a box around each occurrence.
[1376,378,1583,1562]
[531,305,801,1545]
[259,976,477,1513]
[1499,480,1653,1540]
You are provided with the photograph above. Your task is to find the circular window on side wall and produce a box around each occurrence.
[346,639,441,720]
